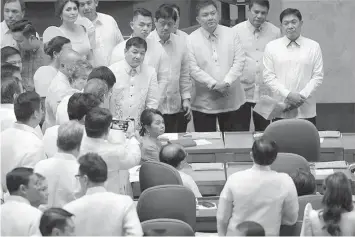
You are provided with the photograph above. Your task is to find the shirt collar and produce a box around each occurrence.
[251,163,272,171]
[6,195,31,205]
[86,186,107,195]
[246,19,264,34]
[54,152,77,161]
[284,35,303,47]
[122,59,141,75]
[200,25,220,39]
[12,123,41,138]
[151,30,172,45]
[1,21,11,34]
[93,12,103,26]
[1,103,14,110]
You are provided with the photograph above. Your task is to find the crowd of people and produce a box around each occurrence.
[1,0,354,236]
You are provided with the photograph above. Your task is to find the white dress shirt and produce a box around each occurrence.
[109,60,160,124]
[55,94,71,125]
[63,186,143,236]
[1,123,45,191]
[34,152,79,208]
[80,135,141,196]
[110,36,170,96]
[176,29,189,38]
[234,20,281,102]
[188,25,246,113]
[92,12,124,66]
[45,71,78,129]
[217,164,299,236]
[178,170,202,198]
[34,65,58,97]
[1,195,42,236]
[1,20,18,48]
[150,30,191,114]
[263,36,324,118]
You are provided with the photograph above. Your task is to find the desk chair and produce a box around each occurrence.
[142,218,195,236]
[264,119,320,162]
[279,221,303,236]
[271,153,310,175]
[137,185,196,230]
[298,195,323,220]
[139,161,183,193]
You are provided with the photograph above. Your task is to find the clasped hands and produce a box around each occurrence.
[211,81,230,97]
[284,92,306,112]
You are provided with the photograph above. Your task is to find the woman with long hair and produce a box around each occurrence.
[301,172,355,236]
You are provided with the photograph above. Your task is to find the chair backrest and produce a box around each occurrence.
[264,119,320,162]
[279,221,303,236]
[137,185,196,231]
[139,161,183,193]
[141,218,195,236]
[271,153,310,175]
[298,195,323,220]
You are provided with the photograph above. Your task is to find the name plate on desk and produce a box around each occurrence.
[319,131,342,138]
[315,161,348,169]
[191,163,224,171]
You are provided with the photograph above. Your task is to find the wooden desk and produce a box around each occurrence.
[341,133,355,162]
[131,164,226,198]
[224,132,344,162]
[226,162,355,193]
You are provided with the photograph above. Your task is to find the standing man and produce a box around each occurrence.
[168,3,189,38]
[1,0,25,48]
[188,0,246,132]
[78,0,124,66]
[263,8,324,126]
[233,0,281,131]
[10,19,50,92]
[110,8,169,97]
[109,37,160,125]
[150,4,192,133]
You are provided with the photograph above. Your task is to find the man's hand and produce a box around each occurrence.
[182,99,192,121]
[213,82,230,97]
[284,93,306,111]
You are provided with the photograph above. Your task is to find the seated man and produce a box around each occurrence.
[236,221,265,236]
[39,207,75,236]
[290,169,317,196]
[217,137,298,236]
[159,143,202,197]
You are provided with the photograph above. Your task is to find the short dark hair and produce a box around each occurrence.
[1,46,21,62]
[44,36,71,59]
[155,4,177,22]
[40,208,74,236]
[6,167,34,194]
[55,0,79,18]
[67,93,101,121]
[280,8,302,23]
[10,19,37,39]
[290,169,316,196]
[1,63,21,78]
[1,77,21,104]
[88,66,116,90]
[159,144,187,168]
[169,3,181,16]
[14,91,41,122]
[85,107,112,138]
[251,137,278,166]
[133,8,152,20]
[4,0,26,12]
[78,153,107,183]
[57,121,84,152]
[196,0,218,16]
[237,221,265,236]
[125,37,147,51]
[249,0,270,10]
[84,79,108,103]
[139,108,164,136]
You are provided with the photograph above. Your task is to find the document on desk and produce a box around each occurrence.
[315,169,334,176]
[158,133,178,141]
[253,96,288,120]
[194,139,212,146]
[129,165,140,183]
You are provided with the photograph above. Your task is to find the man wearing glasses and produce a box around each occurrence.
[10,19,50,92]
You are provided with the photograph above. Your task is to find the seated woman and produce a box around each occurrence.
[301,172,355,236]
[140,109,165,162]
[43,0,94,63]
[159,143,202,198]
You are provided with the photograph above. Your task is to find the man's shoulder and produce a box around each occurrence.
[141,63,157,75]
[233,21,248,31]
[43,125,59,138]
[300,36,320,48]
[265,37,284,49]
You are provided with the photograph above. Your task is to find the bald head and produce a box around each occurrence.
[159,143,187,168]
[84,78,108,103]
[59,49,82,76]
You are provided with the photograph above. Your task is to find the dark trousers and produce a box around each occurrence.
[273,117,317,127]
[163,112,189,133]
[240,102,270,131]
[192,103,250,132]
